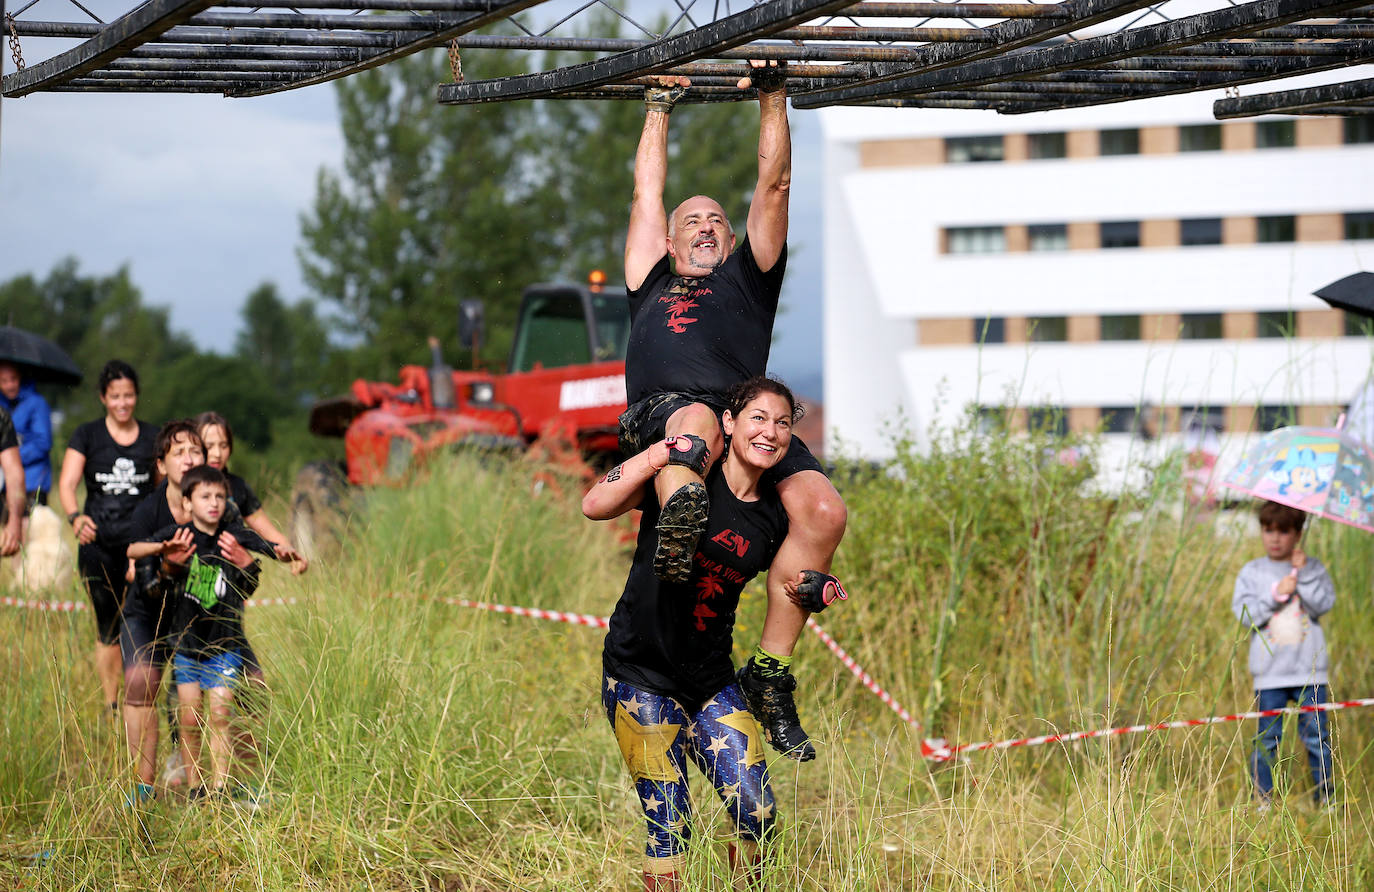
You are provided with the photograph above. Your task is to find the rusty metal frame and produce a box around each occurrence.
[3,0,1373,121]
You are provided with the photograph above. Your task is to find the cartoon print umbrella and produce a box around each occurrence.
[1220,417,1374,534]
[0,326,83,386]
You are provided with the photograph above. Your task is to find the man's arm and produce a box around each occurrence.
[743,63,791,274]
[0,447,25,555]
[16,396,52,471]
[625,77,688,292]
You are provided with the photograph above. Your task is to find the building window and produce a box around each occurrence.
[1182,405,1226,435]
[1028,132,1067,159]
[974,405,1006,434]
[946,226,1006,254]
[1257,311,1294,339]
[1180,218,1223,246]
[1099,128,1139,156]
[1180,124,1222,152]
[974,317,1006,344]
[1100,314,1141,341]
[1027,316,1068,342]
[1346,212,1374,240]
[1026,406,1069,437]
[1346,117,1374,144]
[1255,404,1297,431]
[1256,120,1295,149]
[1257,215,1296,243]
[1180,313,1223,339]
[946,135,1004,163]
[1101,406,1140,434]
[1100,221,1140,249]
[1028,224,1068,251]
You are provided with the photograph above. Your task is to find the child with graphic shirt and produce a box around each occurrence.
[1231,500,1337,807]
[141,464,275,800]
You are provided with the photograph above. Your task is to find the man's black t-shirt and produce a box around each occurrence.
[602,465,788,709]
[625,240,786,407]
[146,520,274,655]
[68,419,158,547]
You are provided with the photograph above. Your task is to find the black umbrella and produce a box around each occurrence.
[1313,271,1374,319]
[0,326,83,386]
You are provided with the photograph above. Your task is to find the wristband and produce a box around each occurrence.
[750,60,788,94]
[67,511,80,524]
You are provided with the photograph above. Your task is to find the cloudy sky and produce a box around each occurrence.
[0,77,828,397]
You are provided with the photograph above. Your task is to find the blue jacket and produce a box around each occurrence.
[1,381,53,494]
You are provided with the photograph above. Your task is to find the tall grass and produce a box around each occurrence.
[2,432,1372,890]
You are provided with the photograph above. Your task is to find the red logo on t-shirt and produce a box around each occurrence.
[709,529,750,557]
[693,572,725,630]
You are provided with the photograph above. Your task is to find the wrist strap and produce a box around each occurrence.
[645,83,688,113]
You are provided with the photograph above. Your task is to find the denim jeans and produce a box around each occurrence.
[1249,684,1334,801]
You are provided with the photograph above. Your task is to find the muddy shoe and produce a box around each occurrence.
[736,664,816,762]
[654,482,708,584]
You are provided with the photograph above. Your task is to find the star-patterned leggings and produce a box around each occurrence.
[602,671,776,859]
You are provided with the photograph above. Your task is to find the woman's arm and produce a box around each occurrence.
[582,439,674,521]
[244,509,309,574]
[57,447,97,544]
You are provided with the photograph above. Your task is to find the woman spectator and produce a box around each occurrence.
[57,360,158,718]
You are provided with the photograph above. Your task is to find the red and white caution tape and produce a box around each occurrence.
[1,596,297,611]
[805,616,919,730]
[919,698,1374,762]
[422,595,610,630]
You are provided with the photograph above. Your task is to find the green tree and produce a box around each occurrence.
[236,281,334,406]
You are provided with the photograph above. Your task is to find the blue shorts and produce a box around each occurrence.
[173,650,246,690]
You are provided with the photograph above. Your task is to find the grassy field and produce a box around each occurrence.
[2,425,1373,891]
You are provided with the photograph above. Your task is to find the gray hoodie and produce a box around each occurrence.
[1232,555,1336,690]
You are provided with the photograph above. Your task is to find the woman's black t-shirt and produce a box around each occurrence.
[68,419,158,547]
[602,464,788,710]
[225,471,263,518]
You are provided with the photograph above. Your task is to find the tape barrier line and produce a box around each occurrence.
[1,596,298,611]
[805,616,919,730]
[919,698,1374,763]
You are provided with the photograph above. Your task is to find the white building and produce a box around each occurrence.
[820,75,1374,487]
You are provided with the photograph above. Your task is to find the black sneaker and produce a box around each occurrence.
[654,482,708,584]
[736,664,816,762]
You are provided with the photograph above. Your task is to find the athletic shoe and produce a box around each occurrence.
[653,482,708,584]
[160,750,188,787]
[123,782,156,809]
[736,664,816,762]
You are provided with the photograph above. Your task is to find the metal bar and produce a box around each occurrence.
[12,21,398,46]
[104,57,335,72]
[1099,52,1368,70]
[841,2,1074,17]
[215,0,493,7]
[1169,39,1374,55]
[185,11,472,30]
[1277,104,1374,113]
[2,0,216,96]
[772,25,996,40]
[1030,68,1205,82]
[52,83,240,91]
[1214,74,1374,116]
[1003,51,1368,112]
[794,0,1370,106]
[1258,23,1374,37]
[436,0,860,104]
[445,34,936,62]
[81,67,283,80]
[789,0,1158,104]
[125,43,364,61]
[234,0,546,97]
